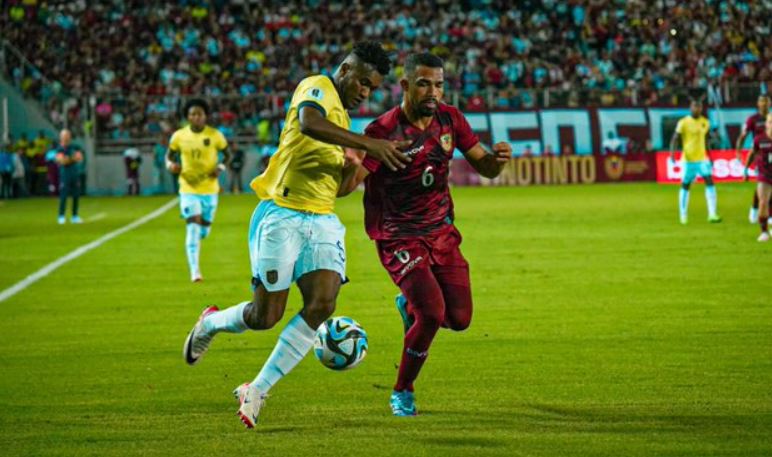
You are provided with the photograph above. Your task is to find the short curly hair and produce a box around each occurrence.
[351,41,392,76]
[183,98,210,117]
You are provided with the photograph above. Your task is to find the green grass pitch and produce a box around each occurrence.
[0,183,769,456]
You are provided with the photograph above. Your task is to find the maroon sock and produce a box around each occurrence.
[753,191,760,210]
[761,215,769,233]
[394,268,445,392]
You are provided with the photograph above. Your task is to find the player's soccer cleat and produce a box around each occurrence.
[679,215,688,225]
[71,215,83,224]
[395,294,414,334]
[191,271,203,283]
[758,232,770,243]
[57,215,66,225]
[183,305,219,365]
[749,208,758,224]
[708,215,722,223]
[390,390,417,416]
[234,383,267,428]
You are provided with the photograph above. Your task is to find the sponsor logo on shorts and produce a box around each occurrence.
[266,270,278,284]
[399,255,424,277]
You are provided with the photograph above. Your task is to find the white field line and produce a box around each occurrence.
[86,212,108,222]
[0,198,178,303]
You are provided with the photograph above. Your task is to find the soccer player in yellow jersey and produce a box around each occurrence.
[165,99,231,282]
[182,41,411,428]
[669,98,722,224]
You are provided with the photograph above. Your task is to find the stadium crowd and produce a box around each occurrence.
[2,0,770,139]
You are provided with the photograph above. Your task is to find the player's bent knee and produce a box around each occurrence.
[447,316,471,332]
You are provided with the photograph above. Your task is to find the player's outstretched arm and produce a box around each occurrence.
[735,127,749,162]
[669,132,680,162]
[744,143,758,181]
[299,106,411,171]
[165,148,181,174]
[463,142,512,178]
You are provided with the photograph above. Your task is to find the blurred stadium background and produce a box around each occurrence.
[0,1,770,456]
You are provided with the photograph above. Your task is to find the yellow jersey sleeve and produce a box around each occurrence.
[249,75,349,214]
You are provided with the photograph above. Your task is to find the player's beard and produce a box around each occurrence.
[416,99,438,117]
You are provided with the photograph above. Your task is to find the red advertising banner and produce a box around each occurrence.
[655,150,756,184]
[449,152,657,186]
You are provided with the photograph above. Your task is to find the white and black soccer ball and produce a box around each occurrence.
[314,316,368,371]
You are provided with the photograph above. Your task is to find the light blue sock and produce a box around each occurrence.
[705,186,717,217]
[185,223,201,274]
[252,314,317,394]
[679,188,690,217]
[203,301,249,335]
[200,226,210,239]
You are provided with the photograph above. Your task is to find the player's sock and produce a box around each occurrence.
[251,313,316,394]
[394,269,445,392]
[202,301,249,335]
[705,185,718,218]
[761,215,769,233]
[185,223,201,275]
[200,226,210,239]
[678,188,690,219]
[753,191,759,210]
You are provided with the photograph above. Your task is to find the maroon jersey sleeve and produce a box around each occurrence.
[745,115,755,134]
[451,108,480,153]
[362,121,384,173]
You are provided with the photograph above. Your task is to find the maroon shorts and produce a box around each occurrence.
[375,224,469,285]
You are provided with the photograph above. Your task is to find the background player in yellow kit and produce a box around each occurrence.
[166,99,230,282]
[669,98,722,224]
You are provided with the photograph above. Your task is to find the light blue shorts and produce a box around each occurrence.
[179,193,219,222]
[248,200,346,292]
[682,161,713,185]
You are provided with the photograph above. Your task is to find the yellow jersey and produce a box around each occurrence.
[250,75,349,214]
[675,115,710,162]
[169,125,228,194]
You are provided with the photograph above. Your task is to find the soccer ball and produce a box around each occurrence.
[314,316,368,371]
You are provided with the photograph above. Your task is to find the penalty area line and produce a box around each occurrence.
[0,198,179,303]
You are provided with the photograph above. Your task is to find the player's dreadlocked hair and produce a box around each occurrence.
[183,98,210,117]
[404,52,444,76]
[351,41,392,76]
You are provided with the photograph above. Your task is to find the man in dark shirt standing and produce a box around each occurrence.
[339,52,512,416]
[55,129,84,224]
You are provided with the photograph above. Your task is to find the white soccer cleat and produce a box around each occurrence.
[183,305,218,365]
[757,232,770,243]
[234,383,267,429]
[679,214,688,225]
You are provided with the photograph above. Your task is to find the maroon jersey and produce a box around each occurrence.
[753,133,772,183]
[362,104,479,240]
[745,113,766,138]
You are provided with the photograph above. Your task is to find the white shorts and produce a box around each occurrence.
[248,200,346,292]
[179,193,218,222]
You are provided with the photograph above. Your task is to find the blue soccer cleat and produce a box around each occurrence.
[390,390,417,417]
[395,294,414,334]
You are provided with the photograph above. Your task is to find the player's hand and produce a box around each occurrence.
[364,138,412,171]
[343,148,366,168]
[73,151,84,162]
[166,161,181,174]
[209,163,227,178]
[491,142,512,162]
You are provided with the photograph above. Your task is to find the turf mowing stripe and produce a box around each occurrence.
[0,197,179,303]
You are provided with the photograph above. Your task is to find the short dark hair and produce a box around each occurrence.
[183,98,210,117]
[351,41,392,76]
[404,52,444,76]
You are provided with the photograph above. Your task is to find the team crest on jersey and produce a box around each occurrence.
[203,138,210,146]
[440,133,453,152]
[266,270,278,284]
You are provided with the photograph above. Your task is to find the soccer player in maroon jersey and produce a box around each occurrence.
[339,52,512,416]
[735,94,770,223]
[744,113,772,242]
